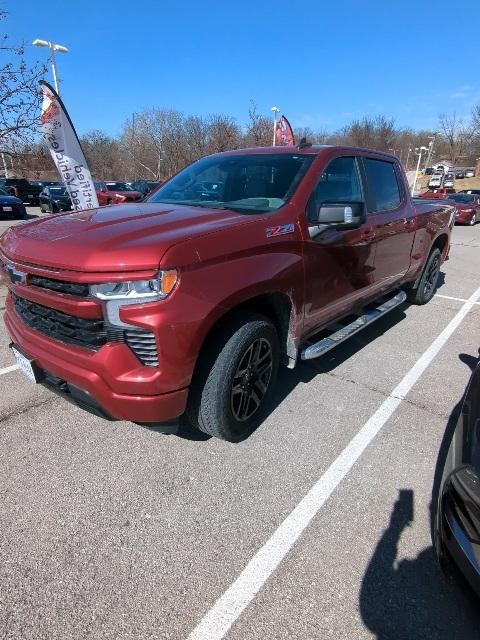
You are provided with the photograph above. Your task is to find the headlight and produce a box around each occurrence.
[91,270,177,301]
[90,270,178,327]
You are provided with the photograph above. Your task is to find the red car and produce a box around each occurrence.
[418,188,455,200]
[1,146,452,441]
[94,181,143,205]
[446,193,480,225]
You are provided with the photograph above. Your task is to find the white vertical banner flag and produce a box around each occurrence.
[39,81,99,210]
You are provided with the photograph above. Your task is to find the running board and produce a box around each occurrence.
[300,291,407,361]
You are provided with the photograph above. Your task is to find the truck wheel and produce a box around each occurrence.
[407,248,441,305]
[187,314,279,442]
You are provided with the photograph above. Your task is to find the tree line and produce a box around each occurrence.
[15,106,479,182]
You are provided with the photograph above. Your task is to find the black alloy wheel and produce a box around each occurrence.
[407,247,442,305]
[230,337,273,422]
[187,313,280,442]
[423,253,440,299]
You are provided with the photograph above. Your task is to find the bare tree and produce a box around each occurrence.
[244,101,272,147]
[207,114,241,153]
[81,130,123,180]
[0,11,46,151]
[472,105,480,134]
[339,115,397,151]
[438,112,474,165]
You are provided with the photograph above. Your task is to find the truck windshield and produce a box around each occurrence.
[147,154,314,213]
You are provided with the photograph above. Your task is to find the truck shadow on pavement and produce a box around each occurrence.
[360,489,480,640]
[360,351,480,640]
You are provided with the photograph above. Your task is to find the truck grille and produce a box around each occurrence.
[29,275,90,297]
[12,293,159,366]
[13,293,107,349]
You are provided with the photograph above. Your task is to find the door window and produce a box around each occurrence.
[363,159,402,212]
[313,156,363,206]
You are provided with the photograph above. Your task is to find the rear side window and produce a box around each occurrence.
[363,158,402,212]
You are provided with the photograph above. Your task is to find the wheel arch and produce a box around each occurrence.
[196,292,297,374]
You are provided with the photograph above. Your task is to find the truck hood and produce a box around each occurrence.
[0,202,250,272]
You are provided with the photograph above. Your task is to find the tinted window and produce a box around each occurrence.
[364,159,402,212]
[313,156,362,206]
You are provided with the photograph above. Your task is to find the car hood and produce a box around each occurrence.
[0,196,22,205]
[454,204,475,212]
[0,202,252,272]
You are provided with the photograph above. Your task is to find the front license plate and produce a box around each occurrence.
[2,206,12,212]
[10,346,38,383]
[28,194,33,198]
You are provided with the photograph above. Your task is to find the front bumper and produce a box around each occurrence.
[5,303,188,423]
[439,500,480,598]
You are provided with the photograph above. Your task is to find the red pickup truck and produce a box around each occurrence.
[0,145,453,441]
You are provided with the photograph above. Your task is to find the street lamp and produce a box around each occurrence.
[271,106,280,146]
[32,39,69,95]
[405,147,412,170]
[425,134,437,169]
[411,146,429,196]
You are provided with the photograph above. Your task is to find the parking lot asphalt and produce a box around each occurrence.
[1,207,480,639]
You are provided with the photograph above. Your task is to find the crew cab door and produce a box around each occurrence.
[360,157,415,288]
[302,155,377,336]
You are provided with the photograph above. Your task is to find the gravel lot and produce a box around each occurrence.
[1,206,480,639]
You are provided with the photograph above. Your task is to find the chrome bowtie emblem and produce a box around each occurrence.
[6,265,26,285]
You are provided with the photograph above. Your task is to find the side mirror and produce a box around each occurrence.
[317,202,365,229]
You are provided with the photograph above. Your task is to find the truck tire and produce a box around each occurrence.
[187,314,279,442]
[407,247,441,305]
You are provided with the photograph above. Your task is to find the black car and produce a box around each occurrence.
[39,186,72,213]
[130,180,161,196]
[425,167,435,175]
[0,188,28,219]
[30,180,61,189]
[434,357,480,597]
[0,178,42,205]
[455,169,465,179]
[459,190,480,196]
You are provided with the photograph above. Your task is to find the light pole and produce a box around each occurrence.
[411,146,428,196]
[32,39,69,95]
[405,147,412,170]
[425,134,436,169]
[271,106,280,146]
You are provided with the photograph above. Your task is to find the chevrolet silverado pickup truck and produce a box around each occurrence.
[0,145,454,441]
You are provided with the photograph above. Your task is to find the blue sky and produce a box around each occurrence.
[7,0,480,137]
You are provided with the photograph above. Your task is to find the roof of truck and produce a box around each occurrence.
[210,145,398,161]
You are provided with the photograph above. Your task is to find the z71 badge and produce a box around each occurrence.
[266,224,295,238]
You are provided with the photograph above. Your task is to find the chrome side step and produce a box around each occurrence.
[300,291,407,361]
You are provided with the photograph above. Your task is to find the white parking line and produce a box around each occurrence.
[0,364,18,376]
[187,284,480,640]
[435,293,480,305]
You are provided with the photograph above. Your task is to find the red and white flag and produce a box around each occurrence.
[275,115,295,146]
[39,81,99,211]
